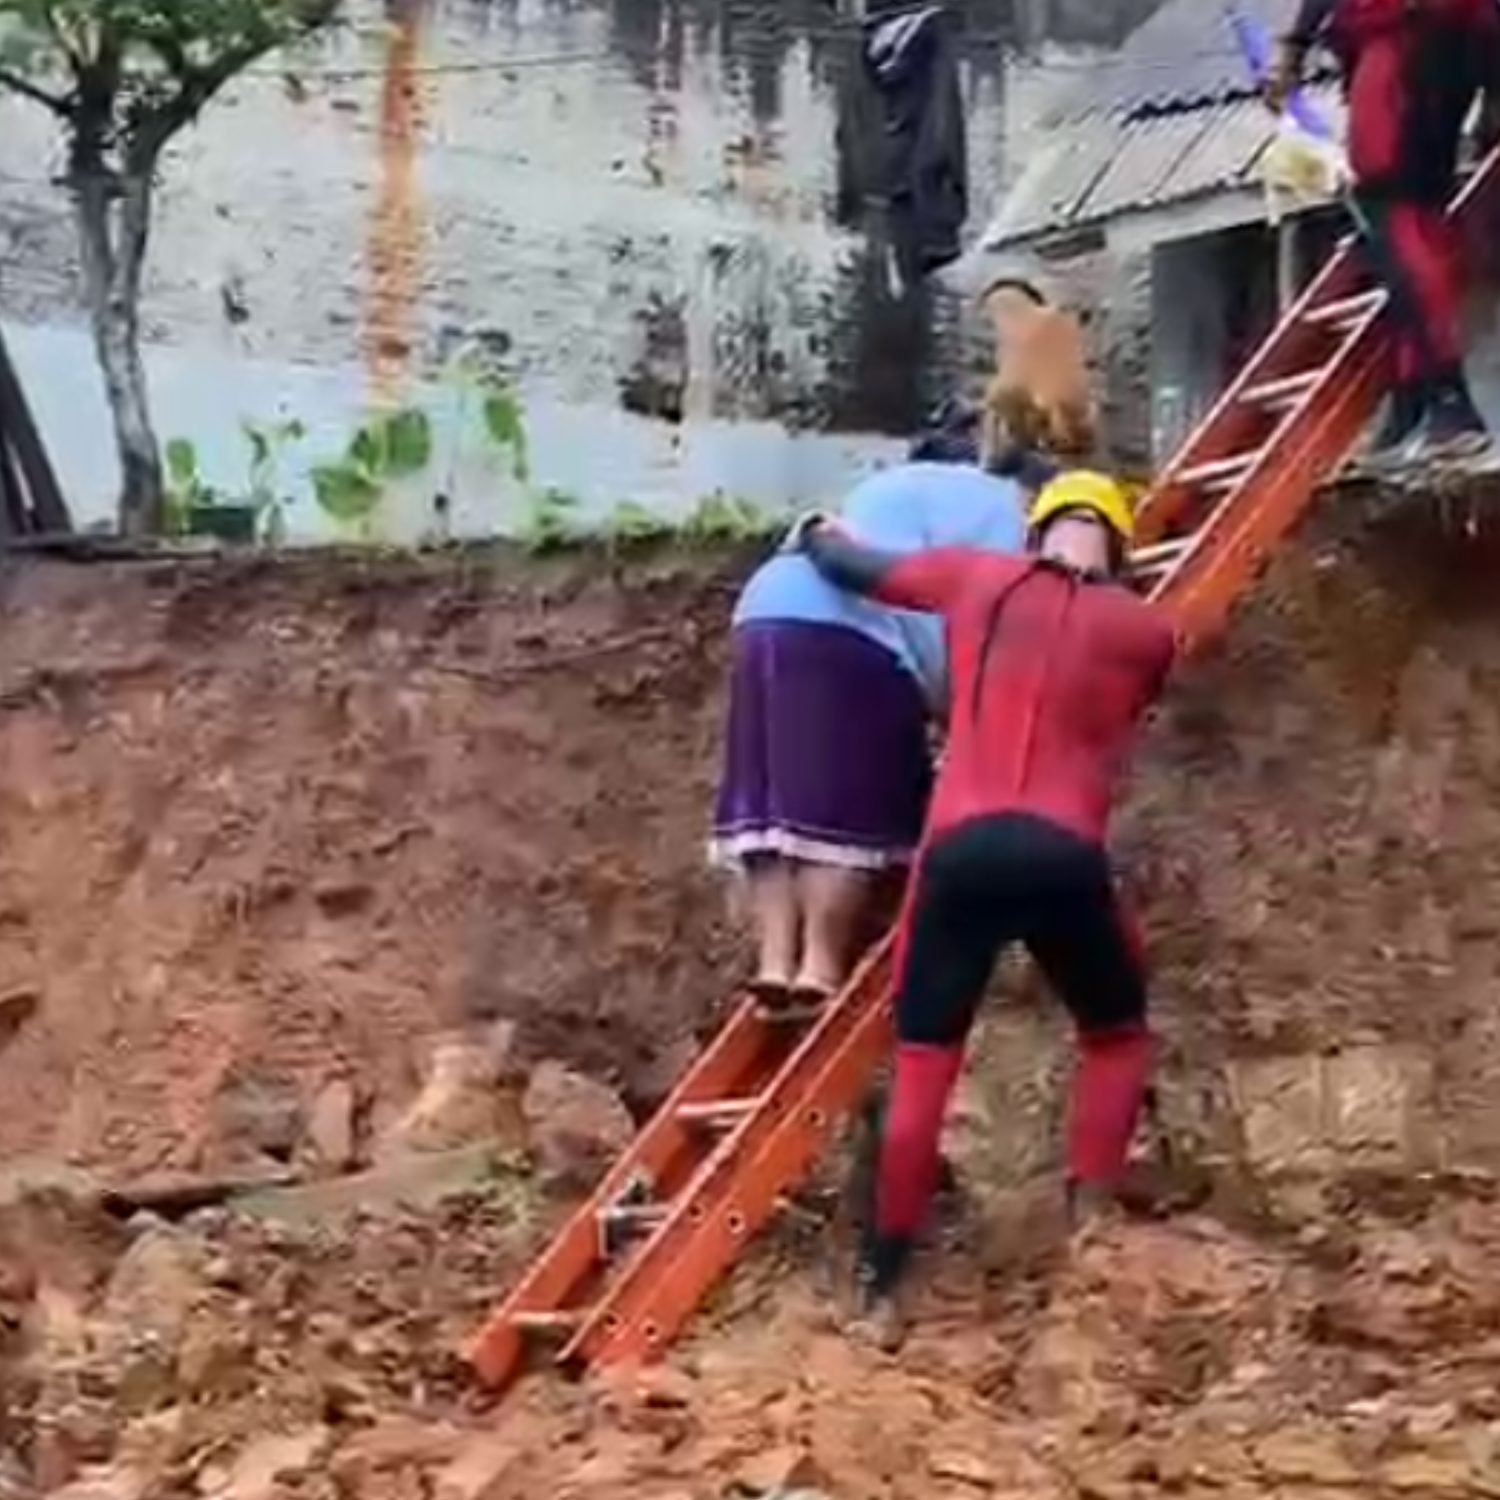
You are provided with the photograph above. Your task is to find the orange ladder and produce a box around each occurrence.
[468,147,1500,1395]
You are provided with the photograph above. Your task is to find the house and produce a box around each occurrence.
[978,0,1360,462]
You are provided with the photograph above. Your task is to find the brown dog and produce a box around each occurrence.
[980,278,1098,466]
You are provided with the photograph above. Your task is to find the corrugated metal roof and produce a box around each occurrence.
[1049,0,1316,124]
[983,0,1344,250]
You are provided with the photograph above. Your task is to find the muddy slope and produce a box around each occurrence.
[2,506,1500,1190]
[0,549,745,1177]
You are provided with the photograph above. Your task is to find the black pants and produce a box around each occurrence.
[894,812,1145,1047]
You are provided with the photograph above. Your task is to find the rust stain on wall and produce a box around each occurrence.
[364,0,429,405]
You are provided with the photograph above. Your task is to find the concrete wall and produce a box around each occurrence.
[1149,237,1243,463]
[0,0,1168,539]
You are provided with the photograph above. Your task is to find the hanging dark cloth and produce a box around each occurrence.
[836,5,969,289]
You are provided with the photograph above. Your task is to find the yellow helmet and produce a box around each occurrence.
[1028,470,1135,544]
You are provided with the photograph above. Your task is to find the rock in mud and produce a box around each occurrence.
[175,1319,252,1401]
[1252,1428,1362,1486]
[100,1225,207,1353]
[731,1447,827,1496]
[521,1061,634,1188]
[41,1466,152,1500]
[431,1433,523,1500]
[199,1426,330,1500]
[213,1072,304,1163]
[381,1024,523,1158]
[327,1418,465,1491]
[304,1078,359,1173]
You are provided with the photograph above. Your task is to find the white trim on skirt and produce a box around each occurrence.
[707,827,914,873]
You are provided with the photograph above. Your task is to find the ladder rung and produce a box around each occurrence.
[1177,449,1262,489]
[1303,290,1385,328]
[677,1096,763,1129]
[511,1309,588,1336]
[1130,537,1193,576]
[1240,369,1323,408]
[599,1203,670,1229]
[758,1002,827,1025]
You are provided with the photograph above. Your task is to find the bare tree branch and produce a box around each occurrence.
[0,62,70,115]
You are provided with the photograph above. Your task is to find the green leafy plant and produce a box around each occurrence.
[243,417,306,544]
[516,487,580,553]
[0,0,340,535]
[681,490,776,544]
[601,499,674,548]
[162,437,217,536]
[438,343,530,499]
[312,406,433,528]
[481,383,530,484]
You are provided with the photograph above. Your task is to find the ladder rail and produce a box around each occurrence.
[1155,347,1385,637]
[1146,323,1379,611]
[469,993,777,1387]
[1136,240,1370,547]
[558,936,896,1370]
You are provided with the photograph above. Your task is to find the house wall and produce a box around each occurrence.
[0,0,1161,540]
[1148,237,1243,462]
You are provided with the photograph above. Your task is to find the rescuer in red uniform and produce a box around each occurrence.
[793,470,1178,1346]
[1271,0,1500,463]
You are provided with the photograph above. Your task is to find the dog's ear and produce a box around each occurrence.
[982,275,1049,309]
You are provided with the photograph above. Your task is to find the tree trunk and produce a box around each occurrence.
[73,160,164,537]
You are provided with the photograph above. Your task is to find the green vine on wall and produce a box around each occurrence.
[163,369,784,551]
[311,408,433,525]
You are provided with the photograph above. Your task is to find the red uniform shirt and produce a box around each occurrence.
[872,549,1177,847]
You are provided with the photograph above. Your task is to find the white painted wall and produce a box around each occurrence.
[0,0,1045,537]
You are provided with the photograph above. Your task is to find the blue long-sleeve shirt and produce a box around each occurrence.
[734,463,1028,712]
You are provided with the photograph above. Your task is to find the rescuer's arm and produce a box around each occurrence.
[785,512,904,596]
[797,516,1022,613]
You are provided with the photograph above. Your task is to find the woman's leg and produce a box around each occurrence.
[796,862,878,994]
[744,854,799,991]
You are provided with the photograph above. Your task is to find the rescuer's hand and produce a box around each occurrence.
[1263,43,1302,115]
[780,510,835,554]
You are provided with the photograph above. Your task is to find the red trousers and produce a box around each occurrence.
[1337,0,1500,380]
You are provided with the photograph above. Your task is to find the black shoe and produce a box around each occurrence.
[1417,376,1492,463]
[1065,1178,1120,1234]
[1362,380,1427,468]
[850,1232,915,1352]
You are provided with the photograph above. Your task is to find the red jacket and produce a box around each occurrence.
[1291,0,1497,53]
[870,550,1177,847]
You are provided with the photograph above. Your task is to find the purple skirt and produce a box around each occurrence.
[710,620,932,870]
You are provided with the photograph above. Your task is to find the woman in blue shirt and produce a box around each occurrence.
[710,425,1028,1006]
